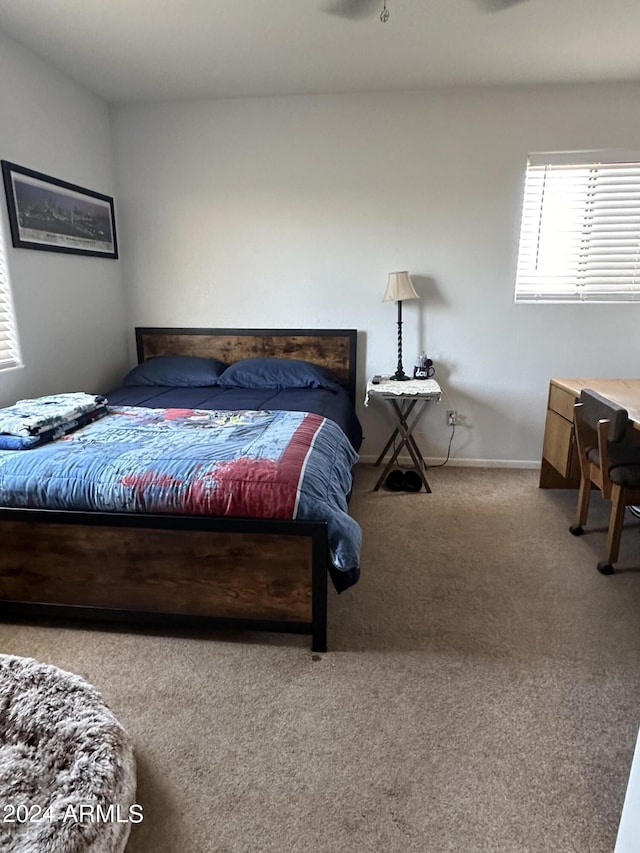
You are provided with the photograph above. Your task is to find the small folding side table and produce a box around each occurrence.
[365,376,442,492]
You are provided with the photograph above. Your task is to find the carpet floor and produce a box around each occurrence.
[1,464,639,852]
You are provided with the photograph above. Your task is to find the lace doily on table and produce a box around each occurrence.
[364,377,441,406]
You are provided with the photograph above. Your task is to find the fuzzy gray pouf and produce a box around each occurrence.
[0,655,137,853]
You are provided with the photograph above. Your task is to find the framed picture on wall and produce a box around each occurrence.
[1,160,118,259]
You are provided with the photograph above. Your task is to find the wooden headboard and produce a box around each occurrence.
[135,327,358,403]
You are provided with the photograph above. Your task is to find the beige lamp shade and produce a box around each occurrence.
[383,271,419,302]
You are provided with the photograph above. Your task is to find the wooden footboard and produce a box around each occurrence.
[0,508,329,652]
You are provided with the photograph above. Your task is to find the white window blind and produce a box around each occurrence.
[0,216,21,370]
[514,151,640,303]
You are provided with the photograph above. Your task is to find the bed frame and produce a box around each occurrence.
[0,327,359,652]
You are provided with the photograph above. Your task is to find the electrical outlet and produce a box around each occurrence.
[447,410,458,426]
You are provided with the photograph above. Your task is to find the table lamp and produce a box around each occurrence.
[383,271,419,381]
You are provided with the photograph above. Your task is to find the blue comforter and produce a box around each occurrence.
[0,405,361,590]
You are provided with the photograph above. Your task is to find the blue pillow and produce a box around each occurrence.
[218,357,340,390]
[122,356,227,388]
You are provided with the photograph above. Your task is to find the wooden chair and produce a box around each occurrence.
[569,389,640,574]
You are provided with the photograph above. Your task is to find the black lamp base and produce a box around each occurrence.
[390,300,412,382]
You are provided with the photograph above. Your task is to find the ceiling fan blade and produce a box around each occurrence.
[324,0,380,20]
[476,0,528,10]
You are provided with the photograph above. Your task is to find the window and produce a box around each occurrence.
[514,151,640,303]
[0,213,21,370]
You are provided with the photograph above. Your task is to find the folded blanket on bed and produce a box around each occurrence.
[0,405,109,450]
[0,393,107,438]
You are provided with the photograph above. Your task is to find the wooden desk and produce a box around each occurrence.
[540,378,640,488]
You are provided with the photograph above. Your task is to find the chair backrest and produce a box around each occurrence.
[578,389,629,443]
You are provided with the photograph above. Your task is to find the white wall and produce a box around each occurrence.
[0,30,128,407]
[111,83,640,465]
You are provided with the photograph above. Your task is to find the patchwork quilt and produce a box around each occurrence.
[0,406,361,587]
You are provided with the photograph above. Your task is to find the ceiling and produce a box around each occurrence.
[0,0,639,105]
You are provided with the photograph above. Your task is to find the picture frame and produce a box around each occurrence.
[1,161,118,259]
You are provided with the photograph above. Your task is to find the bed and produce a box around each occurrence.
[0,327,362,651]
